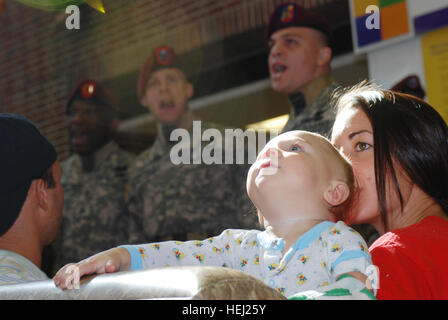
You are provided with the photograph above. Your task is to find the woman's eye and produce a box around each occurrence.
[355,142,372,151]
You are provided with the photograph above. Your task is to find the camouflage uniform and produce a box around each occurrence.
[127,118,259,244]
[281,74,380,246]
[51,141,135,271]
[281,74,339,138]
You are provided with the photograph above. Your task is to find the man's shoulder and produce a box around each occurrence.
[135,146,154,162]
[60,154,81,181]
[108,141,135,164]
[312,81,339,109]
[200,120,231,132]
[61,153,78,168]
[130,146,158,172]
[0,250,48,285]
[283,81,339,136]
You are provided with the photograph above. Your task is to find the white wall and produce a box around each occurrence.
[407,0,448,17]
[367,37,425,89]
[366,0,448,90]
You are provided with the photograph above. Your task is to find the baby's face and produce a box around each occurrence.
[247,130,344,211]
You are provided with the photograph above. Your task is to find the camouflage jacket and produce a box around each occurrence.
[127,120,259,244]
[51,141,135,272]
[281,74,338,138]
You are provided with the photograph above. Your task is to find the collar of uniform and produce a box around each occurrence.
[287,73,334,117]
[79,140,115,172]
[156,108,195,145]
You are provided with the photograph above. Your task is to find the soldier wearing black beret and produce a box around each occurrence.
[0,114,62,284]
[267,3,380,245]
[267,3,337,137]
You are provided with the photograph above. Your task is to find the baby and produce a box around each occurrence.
[54,130,376,299]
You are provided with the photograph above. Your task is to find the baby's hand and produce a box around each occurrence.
[53,247,131,290]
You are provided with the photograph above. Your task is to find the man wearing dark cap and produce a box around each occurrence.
[127,45,257,244]
[267,3,338,136]
[0,114,63,285]
[49,80,135,273]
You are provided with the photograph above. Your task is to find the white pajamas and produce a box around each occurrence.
[122,221,372,297]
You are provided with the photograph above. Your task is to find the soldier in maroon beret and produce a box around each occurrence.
[48,80,135,274]
[65,80,120,157]
[127,45,258,245]
[136,46,193,128]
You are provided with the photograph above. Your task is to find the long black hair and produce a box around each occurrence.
[333,81,448,230]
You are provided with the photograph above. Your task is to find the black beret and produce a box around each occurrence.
[137,46,183,101]
[0,114,57,236]
[67,80,118,112]
[267,3,332,40]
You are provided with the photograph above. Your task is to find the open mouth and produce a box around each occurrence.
[259,159,278,170]
[260,159,271,169]
[70,130,88,146]
[160,100,175,110]
[270,63,287,78]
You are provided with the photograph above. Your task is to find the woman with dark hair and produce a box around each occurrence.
[331,81,448,299]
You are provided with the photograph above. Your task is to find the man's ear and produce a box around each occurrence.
[140,96,148,108]
[323,181,350,207]
[317,46,332,67]
[31,179,49,212]
[186,82,194,99]
[140,89,150,109]
[109,118,120,132]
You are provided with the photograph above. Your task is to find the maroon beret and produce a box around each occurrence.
[137,46,182,101]
[67,80,118,112]
[391,75,425,99]
[267,3,332,40]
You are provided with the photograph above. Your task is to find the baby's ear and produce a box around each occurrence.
[324,181,350,207]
